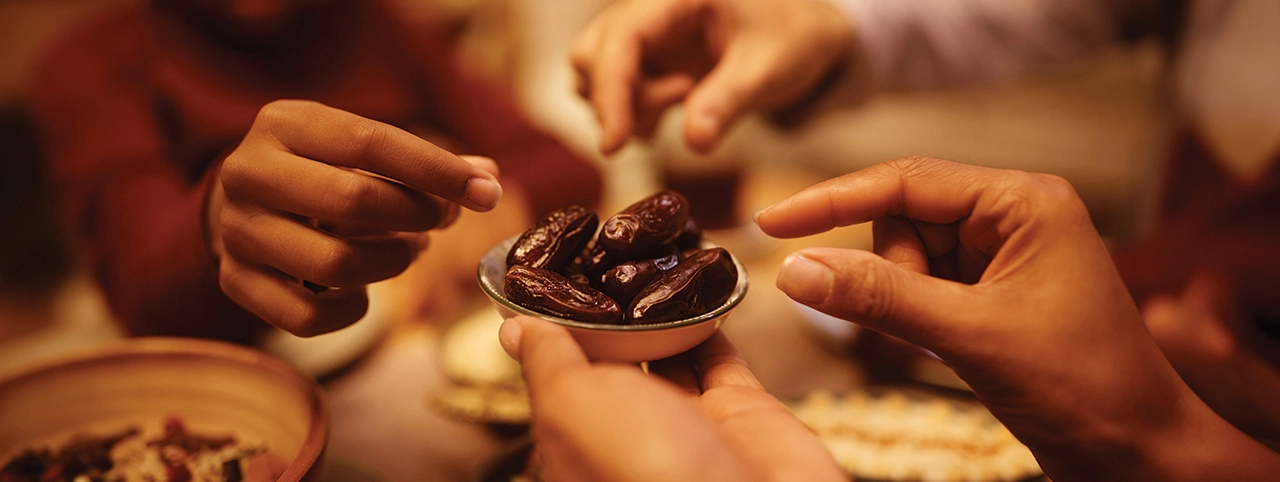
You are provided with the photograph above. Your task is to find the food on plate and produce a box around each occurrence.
[597,190,690,258]
[789,389,1044,482]
[0,417,277,482]
[506,205,598,272]
[504,265,623,324]
[600,252,681,308]
[503,191,738,325]
[627,248,737,324]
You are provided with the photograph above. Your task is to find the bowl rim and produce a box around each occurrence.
[477,235,749,332]
[0,337,328,482]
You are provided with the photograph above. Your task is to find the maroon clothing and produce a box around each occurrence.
[32,2,601,343]
[1114,133,1280,364]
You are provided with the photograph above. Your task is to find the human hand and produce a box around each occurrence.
[1143,272,1280,450]
[208,100,502,336]
[571,0,852,155]
[755,157,1280,480]
[499,315,845,482]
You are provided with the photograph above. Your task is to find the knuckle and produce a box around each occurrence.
[326,174,375,221]
[281,304,327,338]
[218,161,256,204]
[886,156,948,179]
[308,239,356,286]
[348,118,389,162]
[1031,173,1087,214]
[255,99,306,129]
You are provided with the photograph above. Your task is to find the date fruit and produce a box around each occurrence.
[601,251,681,308]
[500,191,738,325]
[507,205,598,272]
[504,265,622,324]
[628,248,737,324]
[598,190,691,258]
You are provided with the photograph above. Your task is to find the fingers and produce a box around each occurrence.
[219,256,370,336]
[872,216,928,274]
[1142,272,1238,362]
[754,158,989,239]
[571,0,703,155]
[586,28,642,155]
[220,206,420,288]
[250,100,501,211]
[775,247,977,348]
[632,73,698,139]
[460,155,500,179]
[500,316,592,390]
[695,332,765,391]
[649,350,702,398]
[221,149,454,232]
[682,41,781,152]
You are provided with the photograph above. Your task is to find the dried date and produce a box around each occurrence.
[505,265,622,324]
[598,190,691,258]
[507,205,598,272]
[628,248,737,324]
[601,251,681,308]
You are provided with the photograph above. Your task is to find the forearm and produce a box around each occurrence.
[1141,392,1280,481]
[1005,368,1280,481]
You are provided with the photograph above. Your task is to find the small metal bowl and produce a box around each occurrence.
[477,235,748,363]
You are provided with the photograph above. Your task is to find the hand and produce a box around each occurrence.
[208,100,503,336]
[1143,272,1280,450]
[499,315,845,482]
[755,157,1280,480]
[571,0,852,155]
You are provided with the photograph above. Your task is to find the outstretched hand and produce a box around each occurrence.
[499,315,845,482]
[572,0,852,154]
[209,100,503,336]
[756,157,1280,481]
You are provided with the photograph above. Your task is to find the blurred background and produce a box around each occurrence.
[0,0,1171,334]
[0,0,1176,379]
[0,0,1179,479]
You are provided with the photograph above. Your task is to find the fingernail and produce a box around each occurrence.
[691,110,719,138]
[752,205,773,225]
[499,318,523,360]
[777,254,832,304]
[466,177,503,210]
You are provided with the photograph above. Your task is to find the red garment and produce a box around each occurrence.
[31,2,601,343]
[1113,133,1280,365]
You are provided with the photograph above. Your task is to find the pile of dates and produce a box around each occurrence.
[503,190,739,325]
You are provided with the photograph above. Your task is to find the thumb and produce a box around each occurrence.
[682,41,780,152]
[776,247,979,351]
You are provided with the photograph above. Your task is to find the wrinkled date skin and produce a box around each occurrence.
[505,265,622,324]
[507,205,598,271]
[601,252,681,308]
[598,190,691,258]
[628,248,737,324]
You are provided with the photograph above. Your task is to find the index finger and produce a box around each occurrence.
[252,100,501,211]
[754,157,993,238]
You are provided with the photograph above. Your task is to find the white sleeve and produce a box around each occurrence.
[828,0,1154,95]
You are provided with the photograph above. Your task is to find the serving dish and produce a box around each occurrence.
[0,337,327,481]
[477,236,748,363]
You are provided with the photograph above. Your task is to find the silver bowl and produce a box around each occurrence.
[477,235,748,363]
